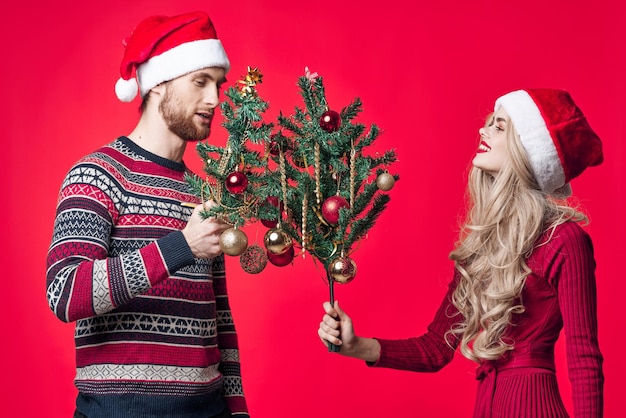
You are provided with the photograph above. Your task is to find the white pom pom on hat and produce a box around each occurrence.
[114,11,230,102]
[115,77,139,102]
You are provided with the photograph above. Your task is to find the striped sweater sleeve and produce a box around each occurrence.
[45,159,195,322]
[212,256,249,417]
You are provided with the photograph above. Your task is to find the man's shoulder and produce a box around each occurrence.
[70,137,128,166]
[61,137,130,182]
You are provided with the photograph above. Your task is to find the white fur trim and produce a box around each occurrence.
[136,39,230,97]
[495,90,565,194]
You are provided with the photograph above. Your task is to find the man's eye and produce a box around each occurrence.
[194,80,206,86]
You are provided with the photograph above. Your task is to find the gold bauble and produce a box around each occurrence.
[220,228,248,256]
[376,172,395,191]
[264,228,293,255]
[328,256,357,284]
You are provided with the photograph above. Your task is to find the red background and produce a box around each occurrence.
[2,1,624,416]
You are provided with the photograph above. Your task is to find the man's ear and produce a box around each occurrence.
[144,84,166,109]
[148,82,167,101]
[150,83,166,97]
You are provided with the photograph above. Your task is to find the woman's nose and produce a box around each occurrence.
[479,127,488,138]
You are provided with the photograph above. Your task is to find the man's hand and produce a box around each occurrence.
[181,201,231,259]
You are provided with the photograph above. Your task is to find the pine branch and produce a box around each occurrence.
[354,124,380,150]
[345,193,391,248]
[340,97,363,121]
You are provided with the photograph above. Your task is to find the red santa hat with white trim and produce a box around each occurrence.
[494,89,603,195]
[115,11,230,102]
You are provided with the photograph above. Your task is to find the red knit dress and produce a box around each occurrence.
[371,222,604,417]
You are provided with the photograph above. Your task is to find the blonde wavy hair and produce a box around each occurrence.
[447,114,588,363]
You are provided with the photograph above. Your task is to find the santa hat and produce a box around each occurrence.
[494,89,603,195]
[115,11,230,102]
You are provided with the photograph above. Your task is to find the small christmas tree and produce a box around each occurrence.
[271,67,398,276]
[189,67,399,349]
[269,68,398,350]
[187,67,282,262]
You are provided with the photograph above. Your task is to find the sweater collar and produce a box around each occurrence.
[118,136,187,172]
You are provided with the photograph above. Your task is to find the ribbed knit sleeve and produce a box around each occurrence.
[550,222,604,417]
[371,276,459,372]
[156,230,196,273]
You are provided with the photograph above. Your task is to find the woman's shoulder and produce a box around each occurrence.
[551,221,590,241]
[540,221,594,256]
[527,221,595,281]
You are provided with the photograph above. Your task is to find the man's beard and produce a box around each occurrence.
[159,87,212,142]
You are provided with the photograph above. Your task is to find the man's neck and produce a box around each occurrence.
[127,112,187,163]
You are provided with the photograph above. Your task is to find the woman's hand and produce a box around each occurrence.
[318,301,381,362]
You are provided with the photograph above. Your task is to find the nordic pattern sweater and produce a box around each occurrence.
[46,137,248,417]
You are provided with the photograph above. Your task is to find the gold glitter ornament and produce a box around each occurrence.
[328,256,358,284]
[376,172,395,191]
[220,228,248,256]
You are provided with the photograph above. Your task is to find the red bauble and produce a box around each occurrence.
[261,219,278,228]
[260,196,283,228]
[268,140,280,156]
[267,196,279,205]
[321,195,350,225]
[319,110,341,132]
[225,171,248,194]
[267,246,295,267]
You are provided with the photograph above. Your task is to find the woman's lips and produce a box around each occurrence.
[477,140,491,153]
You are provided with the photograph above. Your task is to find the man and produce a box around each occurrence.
[46,12,248,418]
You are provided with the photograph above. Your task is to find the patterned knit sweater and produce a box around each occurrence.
[46,137,248,417]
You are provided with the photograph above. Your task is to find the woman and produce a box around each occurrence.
[318,89,604,417]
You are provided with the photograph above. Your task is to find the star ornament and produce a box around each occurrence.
[237,67,264,97]
[238,83,254,97]
[245,66,263,84]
